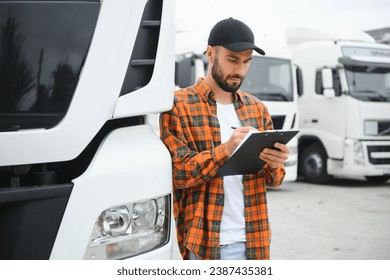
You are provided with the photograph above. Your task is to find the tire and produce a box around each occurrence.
[365,176,390,184]
[299,143,332,184]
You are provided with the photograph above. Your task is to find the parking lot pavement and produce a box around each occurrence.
[268,179,390,260]
[172,178,390,260]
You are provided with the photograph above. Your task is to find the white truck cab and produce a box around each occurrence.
[287,27,390,183]
[0,0,175,259]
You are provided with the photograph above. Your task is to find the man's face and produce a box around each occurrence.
[211,47,253,93]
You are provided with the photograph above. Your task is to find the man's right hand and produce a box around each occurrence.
[225,126,257,157]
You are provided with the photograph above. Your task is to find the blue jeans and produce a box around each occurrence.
[189,242,247,260]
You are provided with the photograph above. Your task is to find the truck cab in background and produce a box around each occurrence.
[287,27,390,183]
[0,0,175,259]
[174,34,299,182]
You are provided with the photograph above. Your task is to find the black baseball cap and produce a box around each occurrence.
[207,17,265,55]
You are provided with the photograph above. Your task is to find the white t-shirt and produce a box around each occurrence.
[217,102,246,245]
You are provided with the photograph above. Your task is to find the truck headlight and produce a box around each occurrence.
[353,140,365,166]
[132,200,157,230]
[84,194,170,260]
[100,206,131,236]
[353,140,365,162]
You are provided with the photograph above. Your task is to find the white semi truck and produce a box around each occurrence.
[174,34,299,181]
[287,27,390,184]
[0,0,175,259]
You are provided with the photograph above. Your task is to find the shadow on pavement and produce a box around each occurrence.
[293,176,390,188]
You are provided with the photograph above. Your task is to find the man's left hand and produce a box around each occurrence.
[259,142,289,169]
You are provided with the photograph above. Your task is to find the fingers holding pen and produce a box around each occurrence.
[225,126,257,156]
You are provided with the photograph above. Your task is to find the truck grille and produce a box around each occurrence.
[271,115,286,130]
[378,121,390,136]
[367,145,390,165]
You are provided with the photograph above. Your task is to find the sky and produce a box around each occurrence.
[176,0,390,37]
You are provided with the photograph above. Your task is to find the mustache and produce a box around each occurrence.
[227,74,243,80]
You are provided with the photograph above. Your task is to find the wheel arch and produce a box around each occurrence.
[298,135,329,178]
[298,135,328,157]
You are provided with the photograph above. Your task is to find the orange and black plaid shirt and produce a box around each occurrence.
[160,78,285,260]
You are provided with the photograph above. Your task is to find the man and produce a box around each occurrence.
[160,18,289,260]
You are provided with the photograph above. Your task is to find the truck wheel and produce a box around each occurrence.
[365,176,390,184]
[299,144,331,184]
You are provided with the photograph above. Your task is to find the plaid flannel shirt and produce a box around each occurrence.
[160,78,285,260]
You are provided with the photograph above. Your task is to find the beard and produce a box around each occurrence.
[211,56,244,93]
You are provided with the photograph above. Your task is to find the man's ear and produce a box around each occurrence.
[206,45,214,62]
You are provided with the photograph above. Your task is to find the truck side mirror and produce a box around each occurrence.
[321,68,335,98]
[296,66,303,97]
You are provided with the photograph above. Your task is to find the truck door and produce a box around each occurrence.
[312,67,347,159]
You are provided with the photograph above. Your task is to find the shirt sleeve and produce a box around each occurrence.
[160,101,229,189]
[262,164,285,188]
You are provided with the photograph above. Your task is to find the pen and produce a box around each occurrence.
[231,126,237,129]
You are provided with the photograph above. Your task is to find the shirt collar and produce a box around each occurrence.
[196,77,243,103]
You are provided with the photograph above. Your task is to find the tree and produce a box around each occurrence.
[0,14,34,112]
[50,58,78,112]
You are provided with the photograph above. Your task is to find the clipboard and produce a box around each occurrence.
[216,130,299,176]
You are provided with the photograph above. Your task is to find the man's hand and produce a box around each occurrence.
[259,142,289,169]
[225,126,256,156]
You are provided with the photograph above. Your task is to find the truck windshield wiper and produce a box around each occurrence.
[352,90,388,101]
[251,92,288,101]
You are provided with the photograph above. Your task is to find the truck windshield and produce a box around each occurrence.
[0,1,99,131]
[241,57,293,101]
[344,64,390,102]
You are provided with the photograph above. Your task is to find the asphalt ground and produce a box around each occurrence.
[268,178,390,260]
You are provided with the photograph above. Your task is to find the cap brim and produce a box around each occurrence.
[223,42,265,55]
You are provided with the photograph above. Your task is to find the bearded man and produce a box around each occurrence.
[160,18,289,260]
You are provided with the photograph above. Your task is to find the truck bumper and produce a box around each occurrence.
[328,139,390,177]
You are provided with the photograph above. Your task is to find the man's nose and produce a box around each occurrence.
[234,63,247,77]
